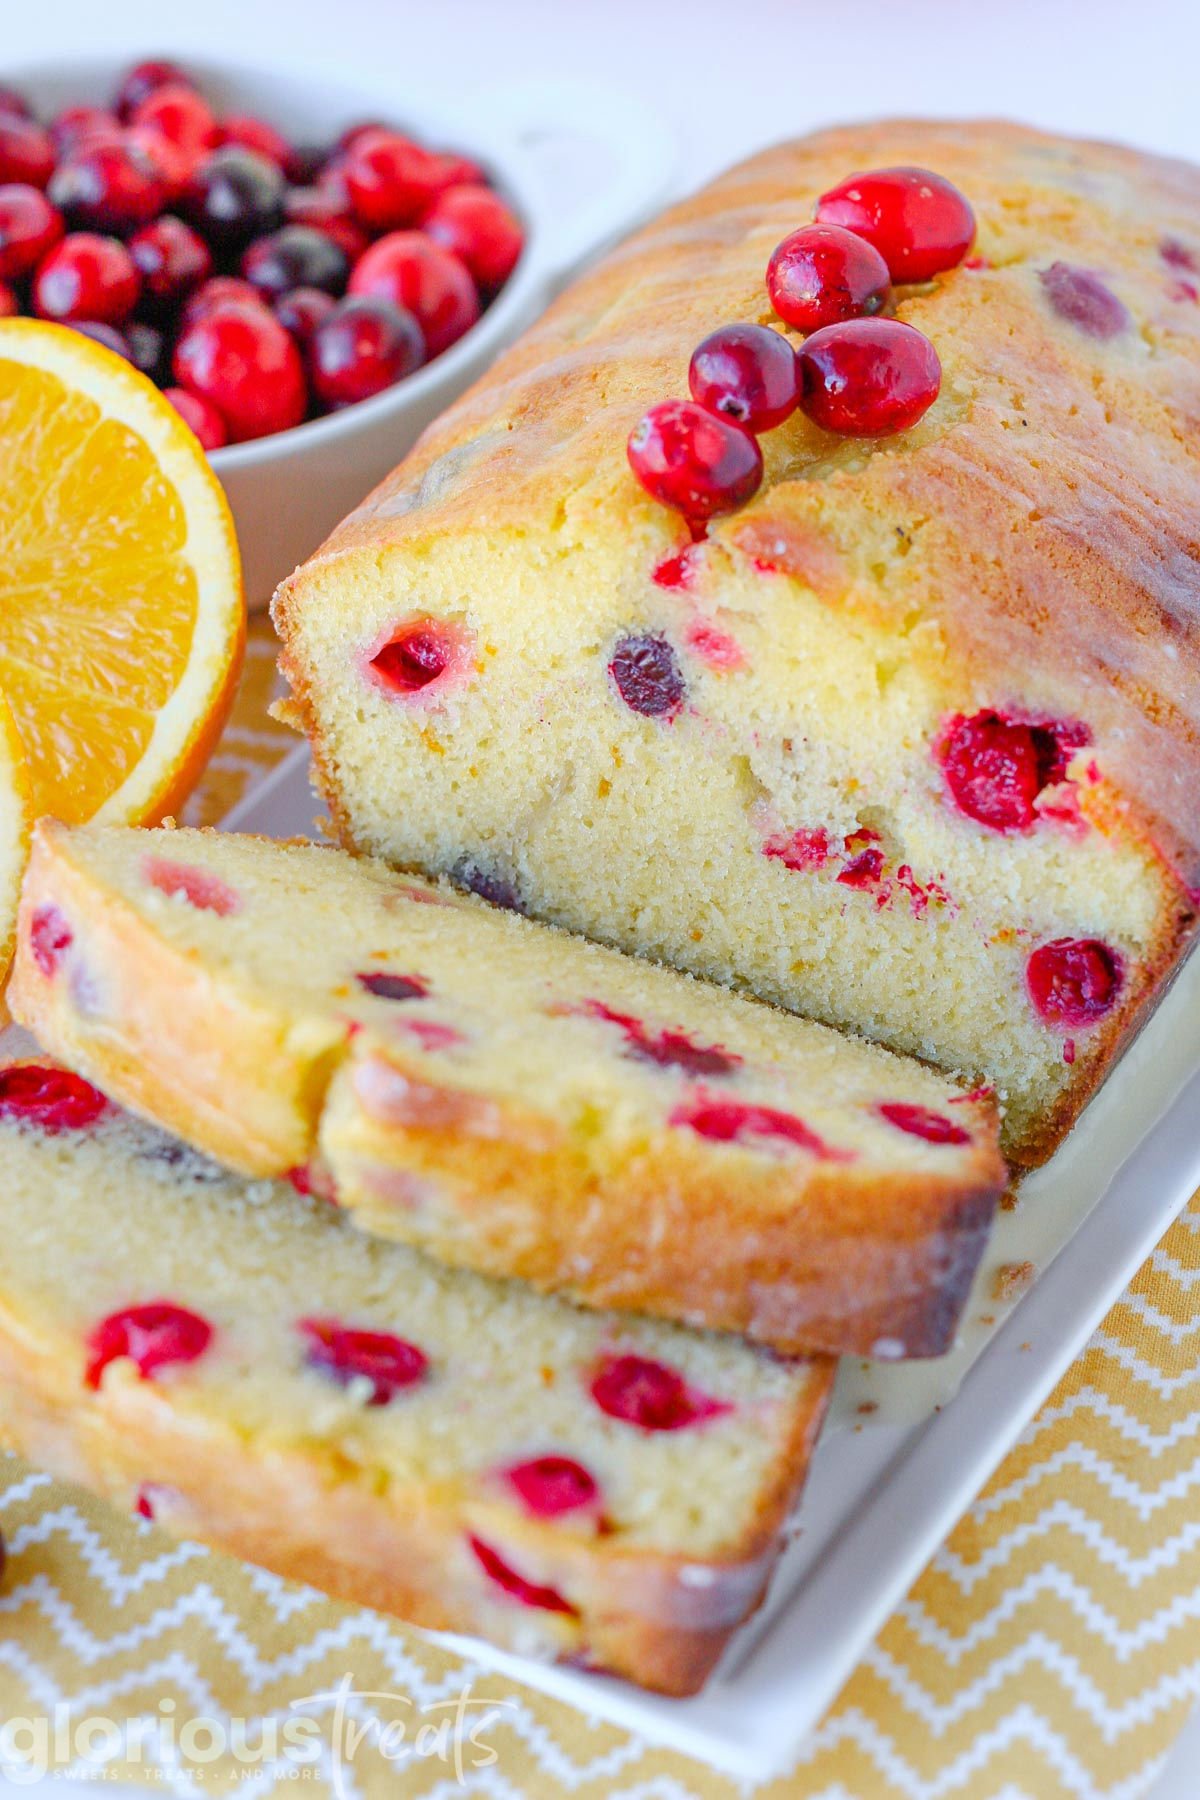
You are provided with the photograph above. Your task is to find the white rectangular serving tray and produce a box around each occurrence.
[207,745,1200,1782]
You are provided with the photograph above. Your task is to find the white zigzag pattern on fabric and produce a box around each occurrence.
[1149,1246,1200,1291]
[898,1565,1200,1663]
[969,1446,1200,1522]
[1023,1389,1200,1456]
[7,1508,208,1600]
[1111,1292,1200,1346]
[933,1502,1200,1591]
[1086,1333,1200,1397]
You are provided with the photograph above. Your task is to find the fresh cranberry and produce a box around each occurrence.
[132,84,217,159]
[608,633,686,719]
[503,1454,599,1518]
[369,618,466,695]
[71,321,131,359]
[1039,263,1131,340]
[48,135,169,235]
[627,399,762,520]
[34,234,140,325]
[85,1301,212,1390]
[356,970,429,1001]
[338,119,391,152]
[468,1536,576,1613]
[273,285,336,348]
[114,60,194,123]
[422,183,524,291]
[1026,938,1123,1029]
[672,1096,853,1160]
[815,166,975,282]
[687,322,800,432]
[0,117,54,189]
[124,126,193,203]
[29,905,73,977]
[163,385,228,451]
[284,187,370,263]
[144,856,239,914]
[348,231,480,358]
[590,1353,730,1431]
[938,709,1090,831]
[0,184,63,280]
[878,1101,970,1145]
[0,1064,108,1133]
[431,151,488,189]
[242,224,349,300]
[51,106,121,157]
[285,143,335,187]
[185,146,286,254]
[344,128,445,231]
[309,294,424,409]
[796,318,940,435]
[173,299,307,442]
[0,86,31,122]
[299,1317,428,1404]
[218,114,292,168]
[180,275,264,327]
[0,279,17,317]
[767,222,893,331]
[128,214,212,313]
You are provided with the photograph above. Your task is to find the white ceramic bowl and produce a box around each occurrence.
[7,58,675,604]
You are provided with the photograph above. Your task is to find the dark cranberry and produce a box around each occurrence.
[30,905,73,976]
[627,399,762,520]
[48,136,169,235]
[144,856,240,913]
[584,1001,739,1077]
[0,1064,108,1134]
[687,321,800,432]
[85,1302,212,1390]
[126,320,165,380]
[1161,238,1196,272]
[423,184,524,291]
[113,60,194,123]
[273,285,336,348]
[34,234,140,325]
[242,225,349,299]
[285,143,336,186]
[173,300,307,443]
[349,231,479,357]
[608,633,685,719]
[1026,938,1123,1029]
[283,187,370,263]
[1039,263,1131,340]
[796,318,941,435]
[815,166,976,282]
[343,128,445,231]
[180,275,264,327]
[0,280,15,317]
[163,386,228,451]
[368,618,464,694]
[132,84,217,159]
[468,1536,576,1613]
[218,114,291,168]
[878,1101,970,1145]
[71,320,131,359]
[456,862,524,913]
[129,214,212,313]
[51,106,120,157]
[0,117,54,190]
[0,86,31,122]
[671,1096,851,1160]
[356,970,429,1002]
[503,1454,599,1518]
[837,846,885,888]
[938,710,1090,831]
[309,294,424,409]
[590,1353,729,1431]
[185,146,285,254]
[0,184,64,280]
[767,223,893,331]
[299,1317,428,1405]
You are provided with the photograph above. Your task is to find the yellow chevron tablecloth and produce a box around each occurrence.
[2,620,1199,1800]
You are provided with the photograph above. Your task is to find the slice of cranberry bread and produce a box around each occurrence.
[9,820,1005,1359]
[272,119,1200,1167]
[0,1059,833,1696]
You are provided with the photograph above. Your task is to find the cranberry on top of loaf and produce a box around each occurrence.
[10,821,1004,1359]
[273,120,1200,1166]
[0,1059,831,1696]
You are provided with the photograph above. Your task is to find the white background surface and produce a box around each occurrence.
[4,0,1200,1790]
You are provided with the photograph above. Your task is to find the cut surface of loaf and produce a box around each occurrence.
[0,1059,833,1696]
[10,821,1005,1358]
[273,119,1200,1165]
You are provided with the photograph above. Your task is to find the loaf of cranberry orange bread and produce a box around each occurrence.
[10,820,1004,1358]
[0,1058,833,1696]
[273,119,1200,1166]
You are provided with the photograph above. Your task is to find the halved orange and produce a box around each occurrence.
[0,319,244,831]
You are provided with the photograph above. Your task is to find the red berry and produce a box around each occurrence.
[180,275,264,328]
[29,904,73,977]
[368,618,467,696]
[48,136,168,235]
[878,1101,970,1145]
[218,113,292,168]
[0,116,55,190]
[0,1063,107,1133]
[815,166,975,282]
[309,294,424,409]
[348,230,479,357]
[185,146,285,254]
[687,321,800,432]
[1039,263,1131,340]
[837,846,885,889]
[1026,939,1123,1030]
[163,386,228,451]
[173,300,307,443]
[670,1096,850,1160]
[0,279,14,317]
[113,60,194,123]
[283,187,370,263]
[274,284,336,347]
[503,1455,599,1518]
[51,106,121,157]
[299,1317,428,1404]
[608,633,685,719]
[242,225,349,300]
[468,1536,576,1613]
[34,233,140,325]
[796,317,940,435]
[938,709,1089,832]
[627,398,762,520]
[767,222,892,331]
[432,151,488,190]
[0,86,32,123]
[343,128,445,231]
[356,970,429,1001]
[590,1353,730,1431]
[85,1301,212,1390]
[0,184,64,280]
[129,214,212,313]
[132,84,217,159]
[144,856,239,913]
[422,183,523,290]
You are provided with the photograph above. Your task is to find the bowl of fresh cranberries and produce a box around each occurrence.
[0,57,672,601]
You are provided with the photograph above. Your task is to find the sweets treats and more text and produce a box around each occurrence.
[0,107,1198,1697]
